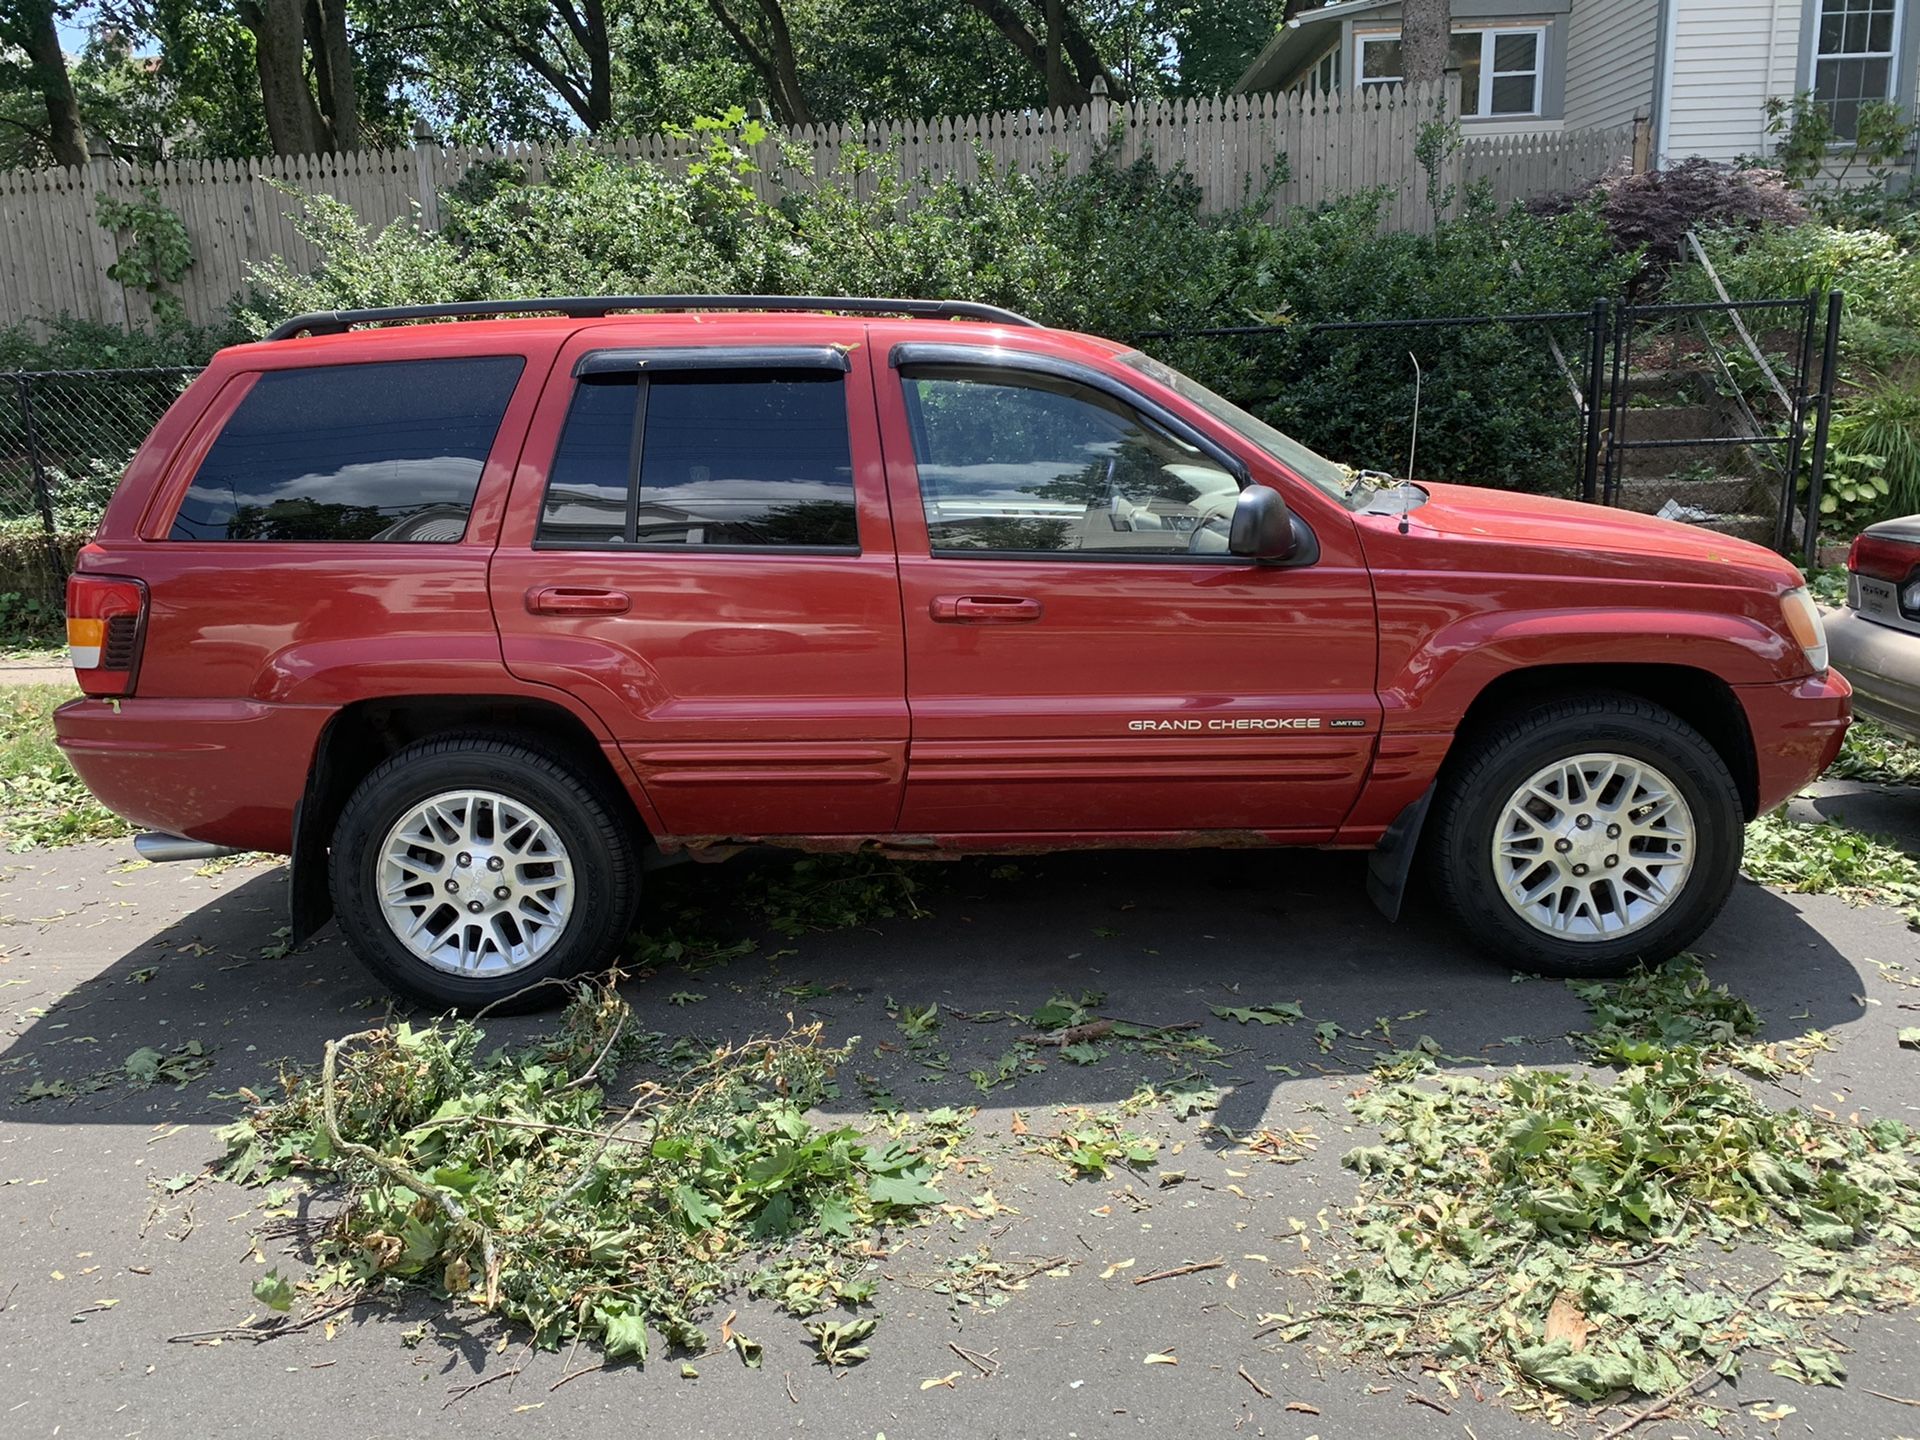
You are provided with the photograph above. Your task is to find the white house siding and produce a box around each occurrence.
[1662,0,1803,163]
[1565,0,1661,128]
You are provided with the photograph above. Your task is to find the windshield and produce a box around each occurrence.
[1117,350,1358,504]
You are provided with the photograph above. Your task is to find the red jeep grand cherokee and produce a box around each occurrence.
[55,296,1850,1009]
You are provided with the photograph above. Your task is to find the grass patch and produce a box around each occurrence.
[219,982,947,1362]
[0,683,128,849]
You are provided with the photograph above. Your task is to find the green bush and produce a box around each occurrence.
[243,145,1632,494]
[0,313,235,372]
[1829,378,1920,517]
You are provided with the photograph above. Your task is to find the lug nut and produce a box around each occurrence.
[1555,838,1573,853]
[1572,863,1589,877]
[456,852,472,867]
[486,856,504,872]
[1606,823,1621,839]
[1575,815,1593,830]
[494,886,510,901]
[466,899,485,914]
[444,878,460,893]
[1604,855,1619,868]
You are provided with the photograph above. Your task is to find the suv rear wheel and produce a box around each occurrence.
[328,736,638,1010]
[1430,694,1743,976]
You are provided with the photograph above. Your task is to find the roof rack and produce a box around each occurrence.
[264,294,1040,341]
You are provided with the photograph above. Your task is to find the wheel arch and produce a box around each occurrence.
[1445,663,1760,821]
[290,693,651,944]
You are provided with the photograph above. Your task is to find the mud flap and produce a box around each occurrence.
[287,795,333,946]
[1365,784,1434,924]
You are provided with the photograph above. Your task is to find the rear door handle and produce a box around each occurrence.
[527,585,631,616]
[930,594,1044,624]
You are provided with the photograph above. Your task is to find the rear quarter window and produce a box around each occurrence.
[169,357,524,542]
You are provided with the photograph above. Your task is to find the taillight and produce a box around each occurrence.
[1848,533,1920,584]
[66,569,148,697]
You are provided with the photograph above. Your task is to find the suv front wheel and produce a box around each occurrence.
[328,736,639,1010]
[1430,694,1744,976]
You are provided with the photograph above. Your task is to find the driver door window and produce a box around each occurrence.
[899,368,1241,556]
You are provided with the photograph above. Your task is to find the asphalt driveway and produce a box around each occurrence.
[2,784,1918,1439]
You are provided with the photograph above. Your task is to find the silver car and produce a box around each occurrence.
[1826,514,1920,743]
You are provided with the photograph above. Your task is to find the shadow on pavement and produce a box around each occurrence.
[1,845,1876,1139]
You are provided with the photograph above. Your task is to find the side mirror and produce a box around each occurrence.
[1228,484,1297,562]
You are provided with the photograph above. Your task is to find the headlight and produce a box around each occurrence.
[1780,586,1828,675]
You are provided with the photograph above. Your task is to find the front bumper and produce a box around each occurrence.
[1734,668,1852,814]
[1826,606,1920,744]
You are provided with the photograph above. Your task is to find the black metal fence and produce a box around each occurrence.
[0,366,198,618]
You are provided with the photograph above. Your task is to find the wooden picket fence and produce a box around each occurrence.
[0,82,1638,335]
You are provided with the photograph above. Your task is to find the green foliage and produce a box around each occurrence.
[1687,217,1920,370]
[1317,1053,1920,1402]
[0,312,231,372]
[0,684,130,850]
[1567,956,1760,1067]
[1744,810,1920,924]
[1020,1106,1157,1179]
[1766,91,1917,193]
[1829,717,1920,785]
[1829,377,1920,518]
[244,146,1630,495]
[95,186,194,323]
[218,987,945,1359]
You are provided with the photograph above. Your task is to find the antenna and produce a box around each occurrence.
[1405,351,1422,481]
[1401,352,1422,535]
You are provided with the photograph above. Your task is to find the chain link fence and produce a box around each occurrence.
[0,367,200,632]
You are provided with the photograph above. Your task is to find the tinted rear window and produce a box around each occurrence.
[538,370,857,549]
[170,357,524,542]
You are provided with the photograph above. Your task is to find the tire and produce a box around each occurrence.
[1429,694,1743,976]
[327,734,639,1011]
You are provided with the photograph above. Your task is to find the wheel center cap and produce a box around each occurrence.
[1563,825,1615,868]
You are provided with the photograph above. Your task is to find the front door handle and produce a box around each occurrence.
[527,585,631,616]
[930,594,1044,624]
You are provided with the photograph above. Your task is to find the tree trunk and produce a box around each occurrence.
[20,0,89,167]
[1043,0,1072,109]
[1057,4,1127,103]
[242,0,325,155]
[1398,0,1452,90]
[306,0,361,151]
[752,0,815,126]
[962,0,1094,107]
[706,0,815,126]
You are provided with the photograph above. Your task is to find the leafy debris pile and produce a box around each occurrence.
[1743,810,1920,926]
[1827,716,1920,786]
[218,984,945,1363]
[1271,959,1920,1412]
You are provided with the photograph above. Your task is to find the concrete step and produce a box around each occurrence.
[1613,371,1713,405]
[1619,442,1768,479]
[1617,404,1725,442]
[1617,474,1762,516]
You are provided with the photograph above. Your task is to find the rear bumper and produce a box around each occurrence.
[1826,607,1920,744]
[54,697,331,854]
[1734,668,1852,814]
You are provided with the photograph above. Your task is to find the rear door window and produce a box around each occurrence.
[170,357,524,542]
[538,368,857,550]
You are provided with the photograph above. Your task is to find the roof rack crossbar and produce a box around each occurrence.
[265,294,1040,341]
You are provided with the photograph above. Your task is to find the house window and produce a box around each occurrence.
[1810,0,1900,138]
[1355,27,1545,117]
[1297,44,1344,94]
